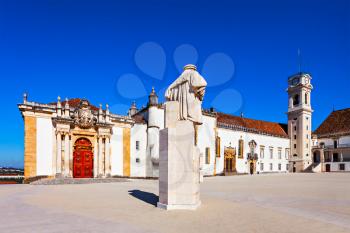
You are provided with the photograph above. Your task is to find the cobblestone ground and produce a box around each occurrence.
[0,173,349,233]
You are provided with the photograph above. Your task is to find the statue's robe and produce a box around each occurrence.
[165,68,207,125]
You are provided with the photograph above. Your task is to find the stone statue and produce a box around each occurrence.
[157,64,205,210]
[165,64,207,125]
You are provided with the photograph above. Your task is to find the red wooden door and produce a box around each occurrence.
[73,138,93,178]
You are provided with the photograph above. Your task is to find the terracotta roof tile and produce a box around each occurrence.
[132,114,147,124]
[217,112,288,138]
[313,108,350,137]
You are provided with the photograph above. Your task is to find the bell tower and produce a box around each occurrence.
[287,72,313,172]
[146,87,162,177]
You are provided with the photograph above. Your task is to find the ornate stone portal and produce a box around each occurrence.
[53,98,113,178]
[157,64,207,210]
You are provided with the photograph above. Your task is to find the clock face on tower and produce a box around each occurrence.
[292,78,299,85]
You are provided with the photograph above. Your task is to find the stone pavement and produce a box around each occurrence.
[0,173,349,233]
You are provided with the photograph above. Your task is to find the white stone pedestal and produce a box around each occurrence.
[157,101,201,210]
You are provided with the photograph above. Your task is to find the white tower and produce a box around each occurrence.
[287,72,313,172]
[146,87,162,177]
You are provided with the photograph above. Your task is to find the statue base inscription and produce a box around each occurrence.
[157,101,201,210]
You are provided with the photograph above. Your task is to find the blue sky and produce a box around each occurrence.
[0,0,349,168]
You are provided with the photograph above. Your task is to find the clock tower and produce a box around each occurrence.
[287,72,313,172]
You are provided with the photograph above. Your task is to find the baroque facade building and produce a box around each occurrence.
[18,71,349,180]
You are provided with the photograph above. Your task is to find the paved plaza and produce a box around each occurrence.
[0,173,350,233]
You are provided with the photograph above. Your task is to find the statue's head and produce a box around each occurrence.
[183,64,197,71]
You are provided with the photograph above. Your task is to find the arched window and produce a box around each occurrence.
[293,94,300,106]
[305,93,308,104]
[215,136,221,157]
[238,139,244,158]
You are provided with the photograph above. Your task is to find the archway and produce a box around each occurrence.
[249,162,255,175]
[73,138,93,178]
[313,151,321,163]
[224,147,236,175]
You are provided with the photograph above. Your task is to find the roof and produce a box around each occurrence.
[49,98,100,111]
[313,108,350,137]
[132,114,147,124]
[217,112,288,138]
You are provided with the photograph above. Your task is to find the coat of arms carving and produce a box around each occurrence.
[74,99,95,129]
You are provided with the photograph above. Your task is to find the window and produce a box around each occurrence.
[334,140,338,149]
[260,146,265,159]
[294,126,297,131]
[260,163,264,171]
[278,164,281,171]
[293,94,300,106]
[306,143,308,148]
[238,139,244,158]
[136,158,140,163]
[294,135,296,140]
[339,164,345,171]
[306,134,309,139]
[294,144,296,149]
[285,149,289,159]
[293,154,298,157]
[215,136,221,157]
[270,163,273,171]
[278,149,282,159]
[269,148,273,159]
[286,164,289,171]
[205,147,210,164]
[305,93,308,104]
[136,141,140,150]
[306,125,309,130]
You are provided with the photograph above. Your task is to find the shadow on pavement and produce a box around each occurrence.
[128,189,159,206]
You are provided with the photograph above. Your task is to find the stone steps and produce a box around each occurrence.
[30,178,129,185]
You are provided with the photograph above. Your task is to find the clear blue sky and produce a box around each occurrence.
[0,0,349,168]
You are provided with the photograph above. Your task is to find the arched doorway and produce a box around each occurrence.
[224,147,236,175]
[249,162,254,175]
[73,138,93,178]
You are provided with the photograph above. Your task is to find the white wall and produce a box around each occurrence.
[36,117,54,176]
[217,128,290,174]
[197,115,216,175]
[110,126,123,176]
[130,124,147,177]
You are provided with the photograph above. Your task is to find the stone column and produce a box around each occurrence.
[320,150,325,163]
[340,152,343,162]
[69,137,73,177]
[52,133,57,176]
[331,151,334,162]
[93,138,98,178]
[105,137,111,177]
[98,136,103,177]
[64,133,70,177]
[56,132,62,176]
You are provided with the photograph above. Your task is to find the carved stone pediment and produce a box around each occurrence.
[74,99,95,129]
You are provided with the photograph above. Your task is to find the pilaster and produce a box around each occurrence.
[24,116,37,178]
[56,132,62,176]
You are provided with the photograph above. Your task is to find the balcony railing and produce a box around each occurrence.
[313,144,350,149]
